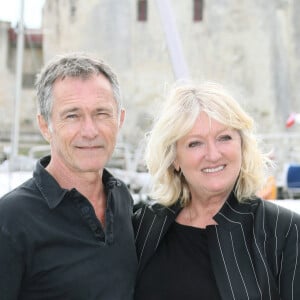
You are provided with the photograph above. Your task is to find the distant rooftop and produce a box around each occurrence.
[8,27,42,47]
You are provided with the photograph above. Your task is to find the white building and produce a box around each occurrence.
[0,0,300,174]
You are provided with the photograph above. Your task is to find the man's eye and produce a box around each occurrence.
[96,111,111,118]
[66,114,78,119]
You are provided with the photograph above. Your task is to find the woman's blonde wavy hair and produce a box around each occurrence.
[145,81,272,207]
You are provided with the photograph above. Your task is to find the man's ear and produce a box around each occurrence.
[118,109,125,129]
[37,114,51,143]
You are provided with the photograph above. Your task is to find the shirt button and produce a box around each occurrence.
[91,223,98,231]
[81,206,90,214]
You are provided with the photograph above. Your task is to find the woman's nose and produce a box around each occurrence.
[205,141,222,161]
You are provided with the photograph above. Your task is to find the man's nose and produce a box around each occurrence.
[81,116,98,138]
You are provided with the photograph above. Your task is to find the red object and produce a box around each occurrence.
[286,113,295,128]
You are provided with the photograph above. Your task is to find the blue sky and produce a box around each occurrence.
[0,0,45,28]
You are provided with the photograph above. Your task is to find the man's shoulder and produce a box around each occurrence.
[0,177,38,217]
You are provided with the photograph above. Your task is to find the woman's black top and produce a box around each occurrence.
[134,222,221,300]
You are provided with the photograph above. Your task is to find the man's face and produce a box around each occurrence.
[39,73,124,176]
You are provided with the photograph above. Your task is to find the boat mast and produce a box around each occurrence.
[155,0,189,81]
[11,0,25,159]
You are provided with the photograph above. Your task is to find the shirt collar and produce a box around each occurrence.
[33,156,121,209]
[214,192,256,229]
[33,156,69,209]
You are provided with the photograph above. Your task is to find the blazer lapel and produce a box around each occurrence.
[134,203,180,279]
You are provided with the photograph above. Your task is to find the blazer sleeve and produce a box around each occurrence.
[278,211,300,300]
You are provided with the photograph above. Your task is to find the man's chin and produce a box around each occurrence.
[76,161,106,173]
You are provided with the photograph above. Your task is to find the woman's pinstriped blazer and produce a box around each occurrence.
[133,193,300,300]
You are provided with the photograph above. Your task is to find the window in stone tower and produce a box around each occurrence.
[70,0,77,19]
[138,0,147,21]
[194,0,204,22]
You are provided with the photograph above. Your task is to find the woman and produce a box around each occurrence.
[133,82,300,300]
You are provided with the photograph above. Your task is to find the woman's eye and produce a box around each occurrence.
[188,141,202,148]
[218,135,232,142]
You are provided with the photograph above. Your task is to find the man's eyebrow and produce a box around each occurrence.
[59,104,115,115]
[97,107,115,113]
[94,104,116,113]
[60,107,79,116]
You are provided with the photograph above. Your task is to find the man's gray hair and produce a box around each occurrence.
[35,52,122,124]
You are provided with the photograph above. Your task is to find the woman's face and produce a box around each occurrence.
[174,112,242,200]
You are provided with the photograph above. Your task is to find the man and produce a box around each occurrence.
[0,53,137,299]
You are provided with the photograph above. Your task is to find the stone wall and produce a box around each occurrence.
[0,22,43,153]
[1,0,299,170]
[42,0,300,145]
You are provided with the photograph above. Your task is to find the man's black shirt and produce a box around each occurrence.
[0,156,137,300]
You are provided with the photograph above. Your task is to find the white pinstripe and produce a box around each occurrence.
[135,199,300,299]
[230,232,250,300]
[273,207,295,297]
[291,224,299,300]
[274,205,279,274]
[223,202,272,299]
[219,213,263,300]
[262,200,267,256]
[225,201,299,300]
[229,204,272,299]
[278,254,283,295]
[135,206,147,242]
[139,215,157,261]
[215,226,236,300]
[155,215,168,250]
[285,212,294,238]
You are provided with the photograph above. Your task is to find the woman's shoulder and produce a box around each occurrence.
[257,198,299,218]
[133,200,180,234]
[133,200,179,219]
[254,198,300,233]
[133,201,181,262]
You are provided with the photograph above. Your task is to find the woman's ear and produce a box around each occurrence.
[37,114,51,143]
[173,159,180,172]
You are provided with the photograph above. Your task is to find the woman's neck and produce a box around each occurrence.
[176,193,229,228]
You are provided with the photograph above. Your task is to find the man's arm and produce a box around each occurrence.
[0,226,23,300]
